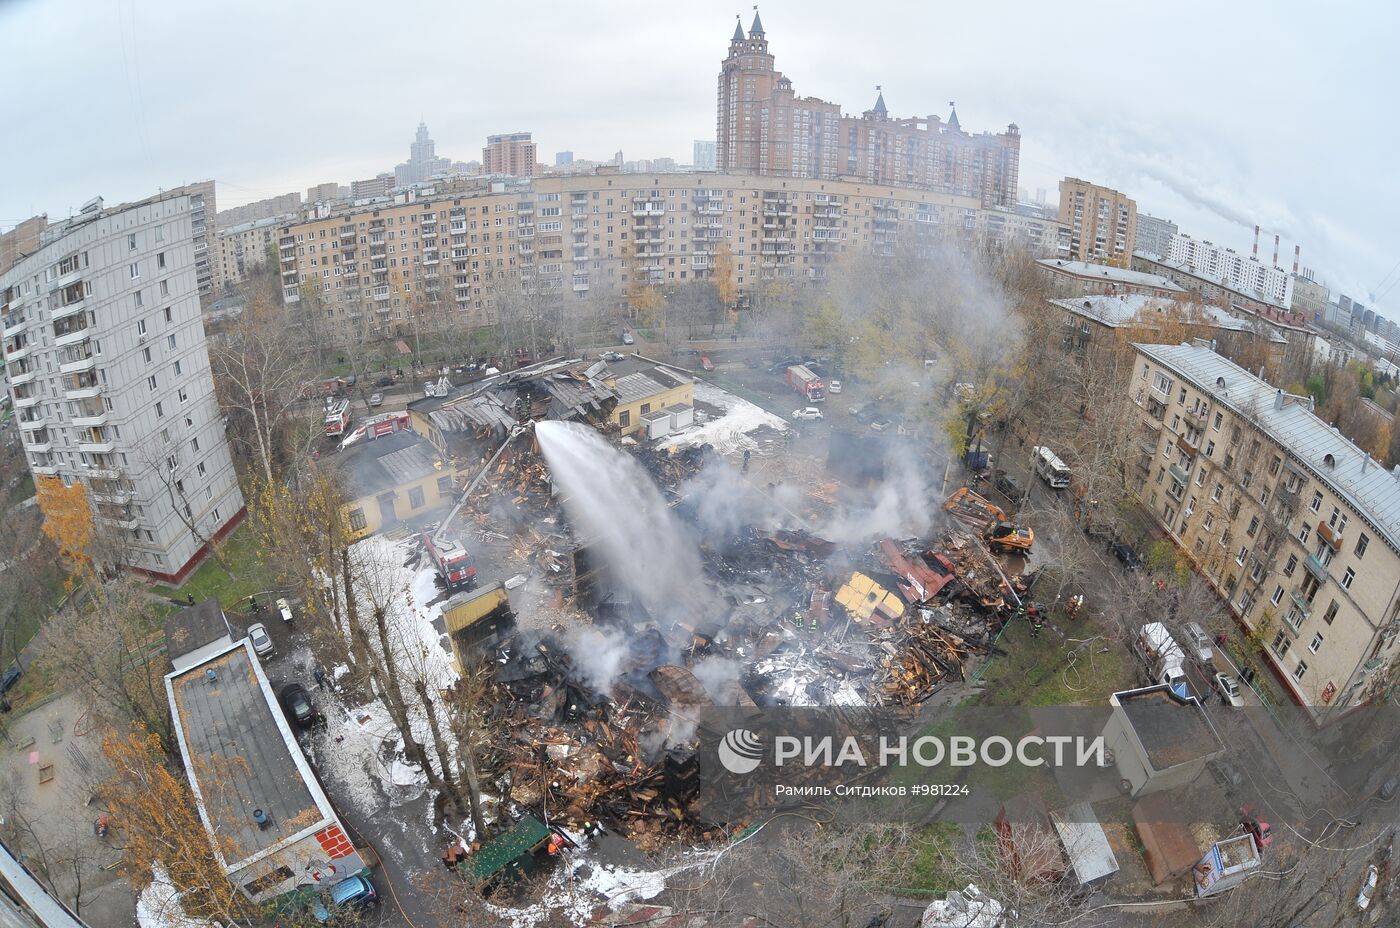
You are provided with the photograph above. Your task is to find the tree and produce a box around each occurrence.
[208,289,316,485]
[712,241,739,314]
[33,475,95,580]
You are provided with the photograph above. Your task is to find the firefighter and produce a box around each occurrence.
[1027,603,1044,638]
[1066,595,1084,620]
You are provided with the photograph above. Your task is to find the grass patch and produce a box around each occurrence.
[151,522,279,610]
[974,622,1135,707]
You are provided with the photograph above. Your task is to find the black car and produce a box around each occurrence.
[376,376,394,388]
[0,665,20,695]
[993,472,1023,503]
[768,356,802,374]
[279,683,321,729]
[1111,543,1144,570]
[675,347,701,357]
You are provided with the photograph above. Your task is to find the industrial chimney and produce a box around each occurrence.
[1273,234,1280,268]
[1252,225,1260,259]
[1293,244,1300,275]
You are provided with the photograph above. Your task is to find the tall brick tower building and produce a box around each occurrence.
[716,13,1020,207]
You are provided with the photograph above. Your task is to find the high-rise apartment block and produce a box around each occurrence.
[716,14,1020,206]
[216,215,292,292]
[0,189,246,582]
[1058,177,1137,263]
[1134,214,1177,259]
[350,174,395,201]
[306,182,342,205]
[1129,342,1400,719]
[483,133,538,178]
[692,140,717,172]
[275,168,1063,337]
[1164,234,1295,309]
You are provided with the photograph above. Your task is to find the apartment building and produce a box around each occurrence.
[716,15,1020,207]
[215,215,290,292]
[1037,259,1185,300]
[483,132,538,178]
[0,216,48,276]
[1129,342,1400,719]
[275,169,1065,336]
[216,192,301,228]
[1165,234,1294,309]
[1058,178,1137,263]
[1134,214,1177,259]
[0,190,245,583]
[306,182,343,205]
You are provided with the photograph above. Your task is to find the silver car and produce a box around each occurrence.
[1213,672,1244,708]
[247,622,273,657]
[1184,622,1214,663]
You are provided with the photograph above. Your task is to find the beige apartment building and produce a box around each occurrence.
[1059,178,1137,263]
[1130,341,1400,720]
[717,14,1020,207]
[215,215,289,292]
[275,168,1065,336]
[483,133,538,178]
[0,216,48,275]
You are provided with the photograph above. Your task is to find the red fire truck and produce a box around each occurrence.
[786,365,825,402]
[422,532,477,589]
[323,398,352,437]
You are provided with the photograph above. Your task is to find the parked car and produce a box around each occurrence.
[279,683,321,729]
[1111,543,1144,570]
[1357,865,1379,910]
[768,356,801,374]
[312,875,378,922]
[1213,672,1245,708]
[620,331,635,346]
[376,375,394,388]
[0,665,21,695]
[700,356,715,371]
[247,623,273,657]
[827,379,842,394]
[1184,622,1214,663]
[600,351,625,362]
[848,404,866,421]
[675,347,701,358]
[993,472,1023,503]
[368,392,384,408]
[792,407,824,421]
[276,598,294,623]
[868,416,891,432]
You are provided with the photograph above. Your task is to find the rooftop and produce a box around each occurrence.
[1136,342,1400,553]
[164,599,231,661]
[1051,295,1287,342]
[1037,259,1185,292]
[325,428,442,499]
[1114,686,1222,771]
[1051,803,1119,885]
[1134,253,1287,310]
[167,642,329,871]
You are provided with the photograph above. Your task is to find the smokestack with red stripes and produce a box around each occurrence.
[1273,234,1280,268]
[1293,244,1300,275]
[1253,225,1260,259]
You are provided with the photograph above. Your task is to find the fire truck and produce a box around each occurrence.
[786,364,825,402]
[421,532,477,589]
[323,398,352,438]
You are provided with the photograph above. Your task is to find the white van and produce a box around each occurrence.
[1031,446,1071,489]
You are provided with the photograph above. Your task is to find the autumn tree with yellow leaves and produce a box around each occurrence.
[33,475,95,578]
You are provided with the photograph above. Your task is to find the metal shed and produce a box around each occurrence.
[1051,803,1119,887]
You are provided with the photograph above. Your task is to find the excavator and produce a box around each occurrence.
[942,486,1034,554]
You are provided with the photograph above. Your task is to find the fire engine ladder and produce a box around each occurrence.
[431,424,530,546]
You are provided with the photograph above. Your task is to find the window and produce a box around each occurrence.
[137,319,147,336]
[1211,483,1222,502]
[349,509,367,531]
[147,375,157,392]
[1298,524,1310,544]
[1283,554,1298,577]
[1309,633,1324,654]
[164,306,172,323]
[196,462,206,477]
[174,360,181,376]
[619,410,630,427]
[1322,600,1339,625]
[408,486,425,509]
[1237,589,1255,613]
[1271,585,1284,606]
[1355,533,1369,558]
[167,334,176,349]
[1269,456,1281,476]
[155,401,163,418]
[129,262,139,279]
[1236,546,1247,566]
[1271,630,1290,659]
[1205,440,1216,457]
[1293,661,1308,682]
[1246,516,1259,537]
[178,388,188,404]
[1310,491,1322,513]
[157,252,166,269]
[1341,567,1355,590]
[142,346,152,363]
[212,507,221,523]
[437,476,455,496]
[127,233,137,251]
[191,437,199,452]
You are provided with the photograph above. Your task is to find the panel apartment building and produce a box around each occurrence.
[1130,341,1400,719]
[716,14,1020,207]
[275,169,1065,334]
[1058,177,1137,263]
[0,189,246,583]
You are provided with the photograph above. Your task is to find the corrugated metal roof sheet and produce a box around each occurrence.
[1137,342,1400,552]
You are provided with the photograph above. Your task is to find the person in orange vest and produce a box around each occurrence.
[1066,595,1083,620]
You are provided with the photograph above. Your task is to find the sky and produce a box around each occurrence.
[2,0,1397,311]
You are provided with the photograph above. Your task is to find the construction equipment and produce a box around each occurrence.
[942,487,1034,553]
[424,424,529,589]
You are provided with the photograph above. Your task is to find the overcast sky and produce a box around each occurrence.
[2,0,1396,311]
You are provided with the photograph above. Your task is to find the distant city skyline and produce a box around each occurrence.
[0,0,1395,310]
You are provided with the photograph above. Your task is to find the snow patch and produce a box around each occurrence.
[136,862,219,928]
[661,381,789,454]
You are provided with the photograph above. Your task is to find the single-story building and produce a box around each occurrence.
[1036,258,1187,300]
[165,640,366,903]
[322,418,462,541]
[1050,803,1119,888]
[441,582,516,673]
[164,599,234,673]
[608,356,694,438]
[1101,685,1224,798]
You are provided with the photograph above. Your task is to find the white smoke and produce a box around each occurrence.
[691,654,744,705]
[819,445,937,544]
[678,458,798,541]
[559,624,631,696]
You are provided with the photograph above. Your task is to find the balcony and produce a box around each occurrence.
[78,439,115,454]
[1288,590,1313,624]
[12,389,39,408]
[47,267,82,293]
[1176,431,1200,455]
[631,205,665,217]
[63,373,101,399]
[51,294,87,322]
[7,363,36,386]
[24,432,51,453]
[1316,520,1343,551]
[2,314,27,338]
[1303,553,1330,584]
[72,410,107,428]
